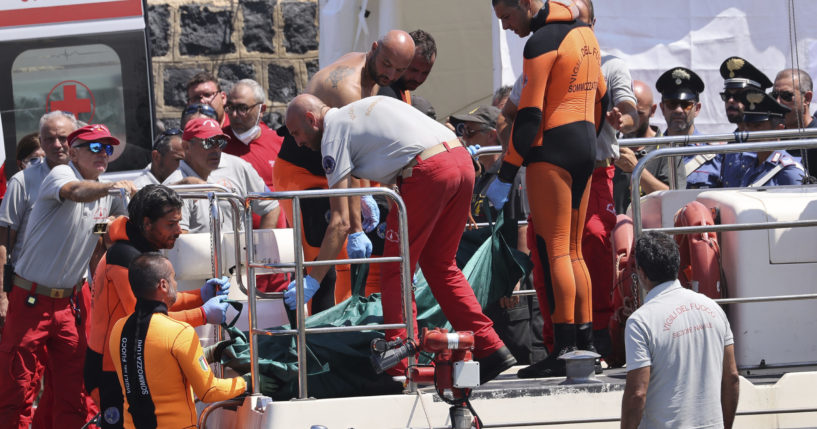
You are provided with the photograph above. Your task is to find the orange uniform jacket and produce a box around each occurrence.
[88,217,206,374]
[498,0,607,183]
[109,300,246,428]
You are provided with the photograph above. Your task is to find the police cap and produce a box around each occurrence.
[739,89,791,122]
[656,67,705,101]
[720,56,772,90]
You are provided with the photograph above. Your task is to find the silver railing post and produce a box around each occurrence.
[243,196,261,396]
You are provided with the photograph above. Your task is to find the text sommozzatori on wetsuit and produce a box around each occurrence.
[568,45,601,93]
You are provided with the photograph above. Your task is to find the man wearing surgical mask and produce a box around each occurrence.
[222,79,285,230]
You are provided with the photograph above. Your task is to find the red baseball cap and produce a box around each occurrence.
[183,117,227,141]
[67,124,121,147]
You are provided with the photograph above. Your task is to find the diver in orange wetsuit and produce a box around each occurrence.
[109,253,245,429]
[489,0,607,378]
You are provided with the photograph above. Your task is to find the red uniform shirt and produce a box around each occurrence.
[223,122,283,192]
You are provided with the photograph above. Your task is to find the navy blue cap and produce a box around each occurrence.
[720,57,772,90]
[739,89,790,122]
[656,67,705,101]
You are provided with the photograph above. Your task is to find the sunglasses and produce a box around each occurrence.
[663,100,696,111]
[152,128,182,149]
[719,91,742,102]
[196,136,228,150]
[183,104,218,119]
[224,102,261,114]
[75,142,114,156]
[770,90,795,102]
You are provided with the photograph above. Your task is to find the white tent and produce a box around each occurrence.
[319,0,817,134]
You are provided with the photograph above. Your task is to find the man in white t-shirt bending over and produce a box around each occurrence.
[285,94,516,384]
[621,231,739,429]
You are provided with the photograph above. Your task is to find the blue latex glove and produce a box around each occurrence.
[284,275,320,310]
[347,231,373,259]
[467,144,481,156]
[202,296,229,325]
[360,195,380,233]
[486,178,513,210]
[200,276,230,302]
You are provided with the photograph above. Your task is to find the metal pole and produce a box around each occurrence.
[206,192,225,378]
[389,188,416,392]
[244,197,260,395]
[619,127,817,148]
[292,196,309,399]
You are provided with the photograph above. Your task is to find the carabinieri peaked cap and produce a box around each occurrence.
[740,88,791,122]
[656,67,705,101]
[720,56,773,90]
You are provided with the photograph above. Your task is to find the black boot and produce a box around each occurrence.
[576,322,603,374]
[517,324,576,378]
[477,345,517,384]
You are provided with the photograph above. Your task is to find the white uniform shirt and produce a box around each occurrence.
[132,167,160,188]
[163,153,278,233]
[15,162,126,288]
[321,96,456,187]
[0,161,52,264]
[597,56,636,161]
[625,280,734,429]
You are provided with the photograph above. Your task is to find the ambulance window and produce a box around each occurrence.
[11,44,125,147]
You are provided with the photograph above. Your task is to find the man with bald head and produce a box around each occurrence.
[614,80,676,214]
[285,94,516,384]
[273,30,415,309]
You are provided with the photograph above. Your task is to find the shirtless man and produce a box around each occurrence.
[273,30,415,310]
[305,30,415,106]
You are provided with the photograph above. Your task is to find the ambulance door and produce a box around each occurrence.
[0,0,154,176]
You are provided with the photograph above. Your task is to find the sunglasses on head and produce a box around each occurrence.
[770,90,795,102]
[76,142,114,156]
[183,104,218,119]
[197,136,228,150]
[663,100,696,111]
[152,128,182,149]
[224,102,261,114]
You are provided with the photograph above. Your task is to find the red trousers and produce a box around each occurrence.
[380,147,503,373]
[0,285,90,429]
[582,165,616,331]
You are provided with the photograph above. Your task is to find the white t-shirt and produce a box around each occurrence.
[15,162,126,288]
[132,167,160,188]
[163,154,278,233]
[0,161,52,264]
[321,96,456,187]
[509,74,523,106]
[625,280,734,429]
[597,55,636,161]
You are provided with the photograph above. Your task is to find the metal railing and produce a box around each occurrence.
[628,137,817,314]
[243,187,414,399]
[630,138,817,237]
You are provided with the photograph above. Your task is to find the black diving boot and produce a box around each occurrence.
[477,345,517,384]
[576,322,603,374]
[516,324,576,378]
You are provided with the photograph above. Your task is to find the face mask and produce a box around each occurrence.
[234,109,262,145]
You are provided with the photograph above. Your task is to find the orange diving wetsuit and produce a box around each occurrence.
[85,216,207,428]
[498,2,607,335]
[109,299,246,428]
